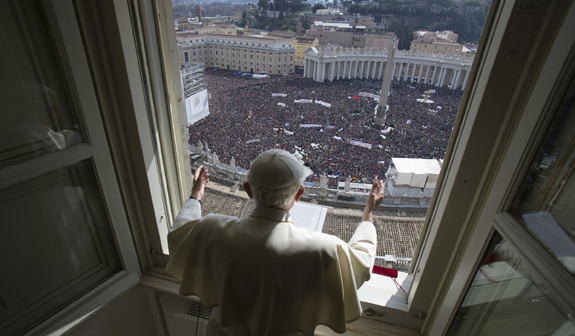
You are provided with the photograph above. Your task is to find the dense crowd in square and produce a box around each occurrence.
[189,70,462,188]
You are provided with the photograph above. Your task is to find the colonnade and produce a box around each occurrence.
[304,58,388,82]
[304,55,472,91]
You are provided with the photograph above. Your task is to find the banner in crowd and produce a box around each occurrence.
[315,100,331,108]
[299,124,322,128]
[358,92,380,101]
[294,99,313,103]
[277,102,286,107]
[246,139,261,144]
[272,93,287,97]
[350,140,372,149]
[284,130,294,136]
[381,126,394,134]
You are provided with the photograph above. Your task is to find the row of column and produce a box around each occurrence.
[304,58,471,91]
[304,59,388,82]
[390,61,471,90]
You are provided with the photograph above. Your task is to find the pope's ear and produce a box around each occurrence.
[294,185,305,202]
[243,182,254,199]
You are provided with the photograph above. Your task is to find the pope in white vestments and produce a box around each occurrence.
[166,149,384,336]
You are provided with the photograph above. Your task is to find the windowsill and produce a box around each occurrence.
[358,272,411,311]
[141,270,419,336]
[142,267,412,312]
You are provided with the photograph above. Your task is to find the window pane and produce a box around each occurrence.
[513,78,575,274]
[447,231,573,336]
[0,160,122,336]
[0,0,84,170]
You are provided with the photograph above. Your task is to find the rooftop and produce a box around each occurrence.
[313,22,366,29]
[202,180,425,265]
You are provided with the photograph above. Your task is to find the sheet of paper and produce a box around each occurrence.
[289,202,328,232]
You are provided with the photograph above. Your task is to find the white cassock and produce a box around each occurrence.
[166,199,377,336]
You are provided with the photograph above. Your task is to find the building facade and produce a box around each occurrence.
[178,34,296,74]
[304,45,474,90]
[413,30,459,43]
[306,22,397,49]
[410,40,468,55]
[194,25,238,35]
[294,36,319,67]
[305,14,375,28]
[364,33,398,49]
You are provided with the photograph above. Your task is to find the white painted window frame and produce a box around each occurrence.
[5,1,141,335]
[427,1,575,334]
[35,0,573,335]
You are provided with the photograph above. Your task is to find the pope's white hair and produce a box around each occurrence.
[248,176,303,210]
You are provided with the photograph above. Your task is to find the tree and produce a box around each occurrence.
[312,3,325,13]
[258,0,268,12]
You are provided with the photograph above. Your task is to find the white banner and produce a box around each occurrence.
[246,139,261,144]
[277,102,286,107]
[272,93,287,97]
[350,140,372,149]
[315,100,331,107]
[284,130,294,135]
[381,126,394,134]
[294,99,313,103]
[299,124,322,128]
[359,92,380,101]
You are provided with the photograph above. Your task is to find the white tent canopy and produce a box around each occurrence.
[390,158,441,189]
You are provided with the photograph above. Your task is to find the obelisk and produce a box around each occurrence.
[375,40,396,126]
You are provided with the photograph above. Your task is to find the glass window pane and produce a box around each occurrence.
[447,231,574,336]
[0,0,84,170]
[0,160,122,336]
[513,78,575,274]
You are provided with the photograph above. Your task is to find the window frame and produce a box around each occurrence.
[427,2,575,333]
[2,0,141,334]
[29,0,575,335]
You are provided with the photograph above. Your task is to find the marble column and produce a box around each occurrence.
[425,65,431,84]
[418,64,424,83]
[403,62,409,81]
[452,69,460,89]
[440,68,447,87]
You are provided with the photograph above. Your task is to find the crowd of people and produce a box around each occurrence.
[189,69,463,188]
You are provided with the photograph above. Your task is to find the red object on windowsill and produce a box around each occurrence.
[372,266,407,296]
[372,265,398,278]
